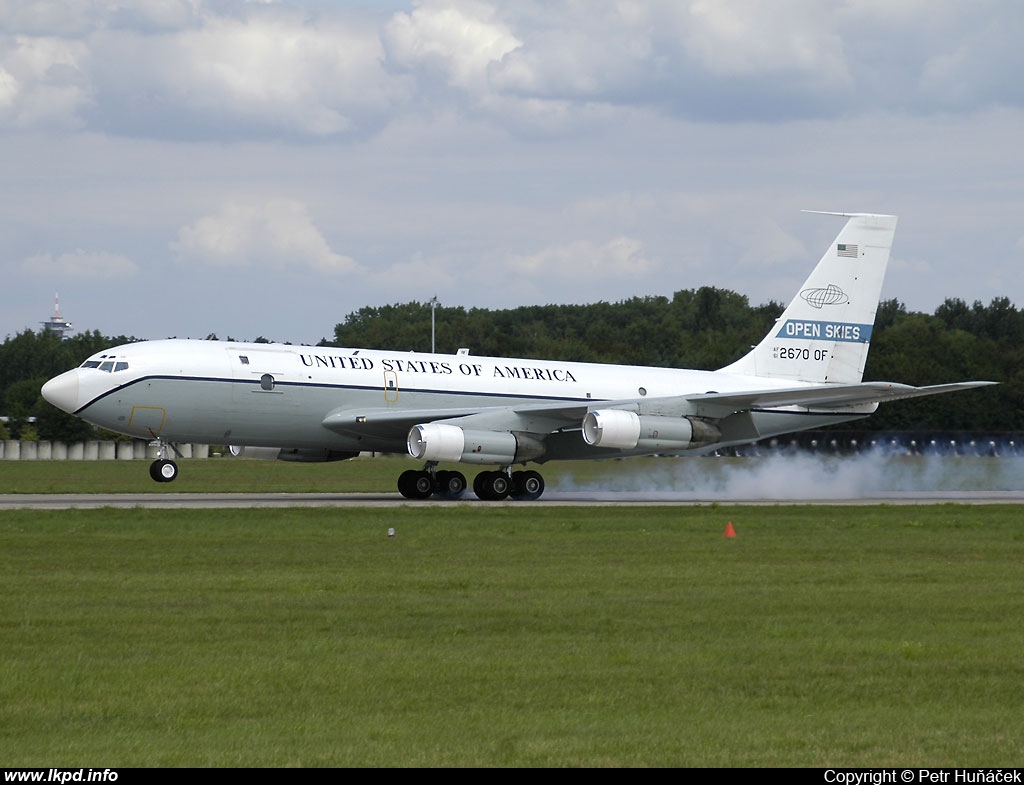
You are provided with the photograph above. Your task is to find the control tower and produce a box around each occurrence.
[41,293,73,338]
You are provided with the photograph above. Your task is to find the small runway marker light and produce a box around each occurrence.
[388,528,395,538]
[724,522,736,539]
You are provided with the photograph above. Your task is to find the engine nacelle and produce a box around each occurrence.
[582,410,720,451]
[229,445,359,462]
[407,423,545,465]
[582,409,641,448]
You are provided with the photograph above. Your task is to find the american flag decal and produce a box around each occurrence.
[837,243,858,258]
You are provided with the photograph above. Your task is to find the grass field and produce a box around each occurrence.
[2,451,1023,496]
[2,498,1022,766]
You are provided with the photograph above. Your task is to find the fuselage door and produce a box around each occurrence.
[231,348,298,408]
[384,369,399,402]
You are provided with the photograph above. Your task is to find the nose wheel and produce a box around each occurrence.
[149,459,179,483]
[148,435,183,483]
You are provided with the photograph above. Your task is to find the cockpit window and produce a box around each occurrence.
[80,354,130,373]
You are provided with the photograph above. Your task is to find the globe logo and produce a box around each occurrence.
[800,283,849,309]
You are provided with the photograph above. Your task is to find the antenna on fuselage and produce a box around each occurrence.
[429,295,439,353]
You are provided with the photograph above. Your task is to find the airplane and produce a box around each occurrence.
[41,212,994,501]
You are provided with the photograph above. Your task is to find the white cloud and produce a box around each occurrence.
[385,0,522,92]
[172,200,361,275]
[21,250,138,278]
[508,237,655,279]
[0,66,18,109]
[0,34,91,128]
[682,0,849,82]
[3,1,1022,138]
[88,6,403,138]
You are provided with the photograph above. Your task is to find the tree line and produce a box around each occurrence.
[2,288,1020,440]
[322,290,1021,433]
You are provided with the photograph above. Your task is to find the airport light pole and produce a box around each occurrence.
[429,295,439,353]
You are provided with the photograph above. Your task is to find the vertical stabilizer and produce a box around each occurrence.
[720,213,897,384]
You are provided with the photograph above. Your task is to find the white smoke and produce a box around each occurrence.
[551,447,1024,501]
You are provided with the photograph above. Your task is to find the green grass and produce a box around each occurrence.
[2,505,1022,766]
[0,454,738,495]
[2,452,1021,495]
[0,455,403,494]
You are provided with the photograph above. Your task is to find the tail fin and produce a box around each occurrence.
[720,212,898,384]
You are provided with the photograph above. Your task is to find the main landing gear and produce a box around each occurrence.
[148,439,182,483]
[397,465,546,501]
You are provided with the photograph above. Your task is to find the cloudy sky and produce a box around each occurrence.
[2,0,1023,347]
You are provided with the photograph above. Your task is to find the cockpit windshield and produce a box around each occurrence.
[80,354,130,372]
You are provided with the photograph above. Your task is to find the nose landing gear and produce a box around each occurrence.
[148,438,183,483]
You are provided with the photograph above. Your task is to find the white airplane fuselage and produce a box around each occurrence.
[42,338,858,461]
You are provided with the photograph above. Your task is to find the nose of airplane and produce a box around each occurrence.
[41,370,81,414]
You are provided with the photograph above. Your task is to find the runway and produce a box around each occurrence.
[3,490,1024,509]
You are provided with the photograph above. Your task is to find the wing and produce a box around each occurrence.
[678,380,998,419]
[321,381,997,446]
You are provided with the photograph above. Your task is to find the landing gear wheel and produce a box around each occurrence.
[435,470,467,499]
[398,469,434,499]
[474,470,511,501]
[511,470,545,500]
[150,459,178,483]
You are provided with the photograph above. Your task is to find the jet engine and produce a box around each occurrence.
[228,445,359,462]
[581,410,720,451]
[407,423,545,465]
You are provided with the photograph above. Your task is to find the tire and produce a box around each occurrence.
[475,470,511,501]
[473,471,489,500]
[411,470,434,499]
[398,469,420,499]
[436,470,467,498]
[512,470,544,500]
[150,459,178,483]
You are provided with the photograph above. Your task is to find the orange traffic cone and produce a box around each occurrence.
[723,521,736,538]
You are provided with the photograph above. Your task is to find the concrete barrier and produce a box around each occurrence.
[0,441,211,461]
